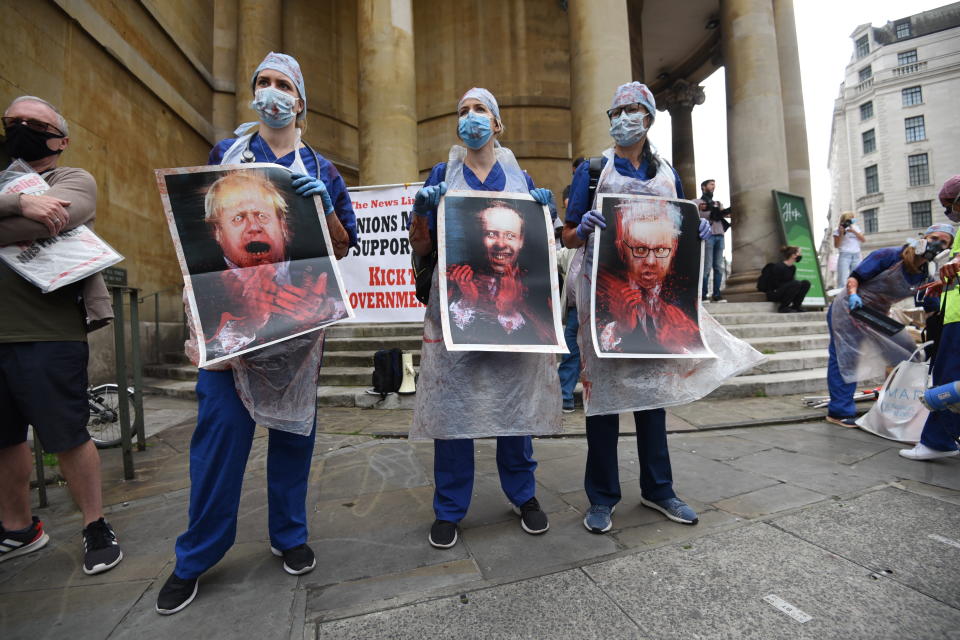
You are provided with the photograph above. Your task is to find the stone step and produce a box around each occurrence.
[747,349,829,375]
[325,335,424,352]
[745,333,830,353]
[702,301,780,314]
[325,322,423,338]
[724,321,826,339]
[709,311,825,325]
[706,367,830,399]
[322,350,422,367]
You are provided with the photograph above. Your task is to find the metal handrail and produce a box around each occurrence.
[137,287,183,364]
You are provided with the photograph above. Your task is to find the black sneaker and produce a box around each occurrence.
[156,573,199,615]
[711,295,726,302]
[0,517,49,563]
[82,518,123,575]
[428,520,458,548]
[512,497,549,534]
[270,543,316,575]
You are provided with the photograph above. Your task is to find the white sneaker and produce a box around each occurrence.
[898,443,959,461]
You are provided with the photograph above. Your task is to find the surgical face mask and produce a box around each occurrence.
[251,87,298,129]
[609,111,648,147]
[458,112,493,149]
[3,122,63,161]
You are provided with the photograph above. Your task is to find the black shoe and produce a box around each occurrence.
[428,519,458,548]
[82,518,123,575]
[156,573,199,615]
[512,497,549,534]
[778,306,800,313]
[0,517,49,563]
[711,295,726,302]
[270,543,316,575]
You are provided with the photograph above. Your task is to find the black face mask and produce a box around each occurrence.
[794,254,803,263]
[3,123,63,162]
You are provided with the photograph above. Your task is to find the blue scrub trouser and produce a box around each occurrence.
[433,436,537,522]
[174,369,316,580]
[584,409,676,507]
[827,307,858,418]
[920,322,960,452]
[557,307,581,404]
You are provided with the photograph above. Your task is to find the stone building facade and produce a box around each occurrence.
[1,0,811,316]
[827,2,960,262]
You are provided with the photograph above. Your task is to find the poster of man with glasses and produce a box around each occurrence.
[590,195,709,358]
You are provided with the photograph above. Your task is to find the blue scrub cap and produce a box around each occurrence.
[925,223,956,240]
[458,87,503,131]
[251,52,306,122]
[610,82,657,123]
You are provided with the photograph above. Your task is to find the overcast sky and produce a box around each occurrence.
[647,0,950,250]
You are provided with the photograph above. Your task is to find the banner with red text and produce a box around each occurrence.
[342,183,426,323]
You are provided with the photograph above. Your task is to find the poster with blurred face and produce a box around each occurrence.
[590,194,711,358]
[155,164,352,366]
[438,191,566,352]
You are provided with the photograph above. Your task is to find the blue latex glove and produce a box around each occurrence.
[848,293,864,310]
[576,210,606,240]
[413,182,447,217]
[698,218,711,240]
[291,173,334,214]
[529,188,554,207]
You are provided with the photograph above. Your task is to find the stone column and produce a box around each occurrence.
[357,0,418,184]
[568,0,632,159]
[720,0,790,300]
[235,0,282,127]
[657,80,705,199]
[773,0,814,221]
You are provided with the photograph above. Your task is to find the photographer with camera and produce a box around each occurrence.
[696,179,730,302]
[825,223,955,427]
[832,212,865,286]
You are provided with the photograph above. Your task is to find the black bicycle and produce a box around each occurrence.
[87,384,137,448]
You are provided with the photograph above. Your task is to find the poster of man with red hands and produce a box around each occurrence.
[438,192,566,353]
[590,195,711,358]
[156,165,352,366]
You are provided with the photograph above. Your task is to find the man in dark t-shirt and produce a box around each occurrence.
[757,245,810,313]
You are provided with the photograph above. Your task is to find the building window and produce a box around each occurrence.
[860,101,873,120]
[862,129,876,154]
[905,115,926,142]
[855,35,869,58]
[897,50,918,66]
[862,208,878,233]
[858,65,873,82]
[902,86,923,106]
[910,201,932,228]
[865,165,879,194]
[895,19,912,39]
[908,153,929,186]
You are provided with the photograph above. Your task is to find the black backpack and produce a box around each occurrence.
[372,348,403,397]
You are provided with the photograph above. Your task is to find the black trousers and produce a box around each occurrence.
[766,279,810,309]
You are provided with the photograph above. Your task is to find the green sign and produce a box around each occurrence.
[102,266,128,287]
[772,190,825,307]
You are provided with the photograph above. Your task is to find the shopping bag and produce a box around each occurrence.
[856,344,931,443]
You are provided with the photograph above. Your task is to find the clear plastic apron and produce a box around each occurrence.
[409,145,562,440]
[830,259,919,384]
[219,131,324,436]
[576,148,765,416]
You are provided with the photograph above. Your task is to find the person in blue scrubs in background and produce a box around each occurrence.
[408,88,560,550]
[157,52,357,615]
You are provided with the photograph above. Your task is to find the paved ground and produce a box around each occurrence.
[3,394,959,639]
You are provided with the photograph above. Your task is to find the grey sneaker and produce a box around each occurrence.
[583,504,615,534]
[640,497,698,525]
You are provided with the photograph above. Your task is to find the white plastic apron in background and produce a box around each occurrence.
[409,145,562,440]
[220,129,323,436]
[829,259,919,384]
[576,148,765,416]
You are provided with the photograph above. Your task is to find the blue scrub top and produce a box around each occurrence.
[209,134,358,248]
[565,155,684,225]
[421,161,544,232]
[851,246,926,287]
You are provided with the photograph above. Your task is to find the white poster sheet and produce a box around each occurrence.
[155,163,353,367]
[438,190,566,353]
[590,194,712,358]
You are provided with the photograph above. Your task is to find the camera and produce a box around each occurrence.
[840,219,853,229]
